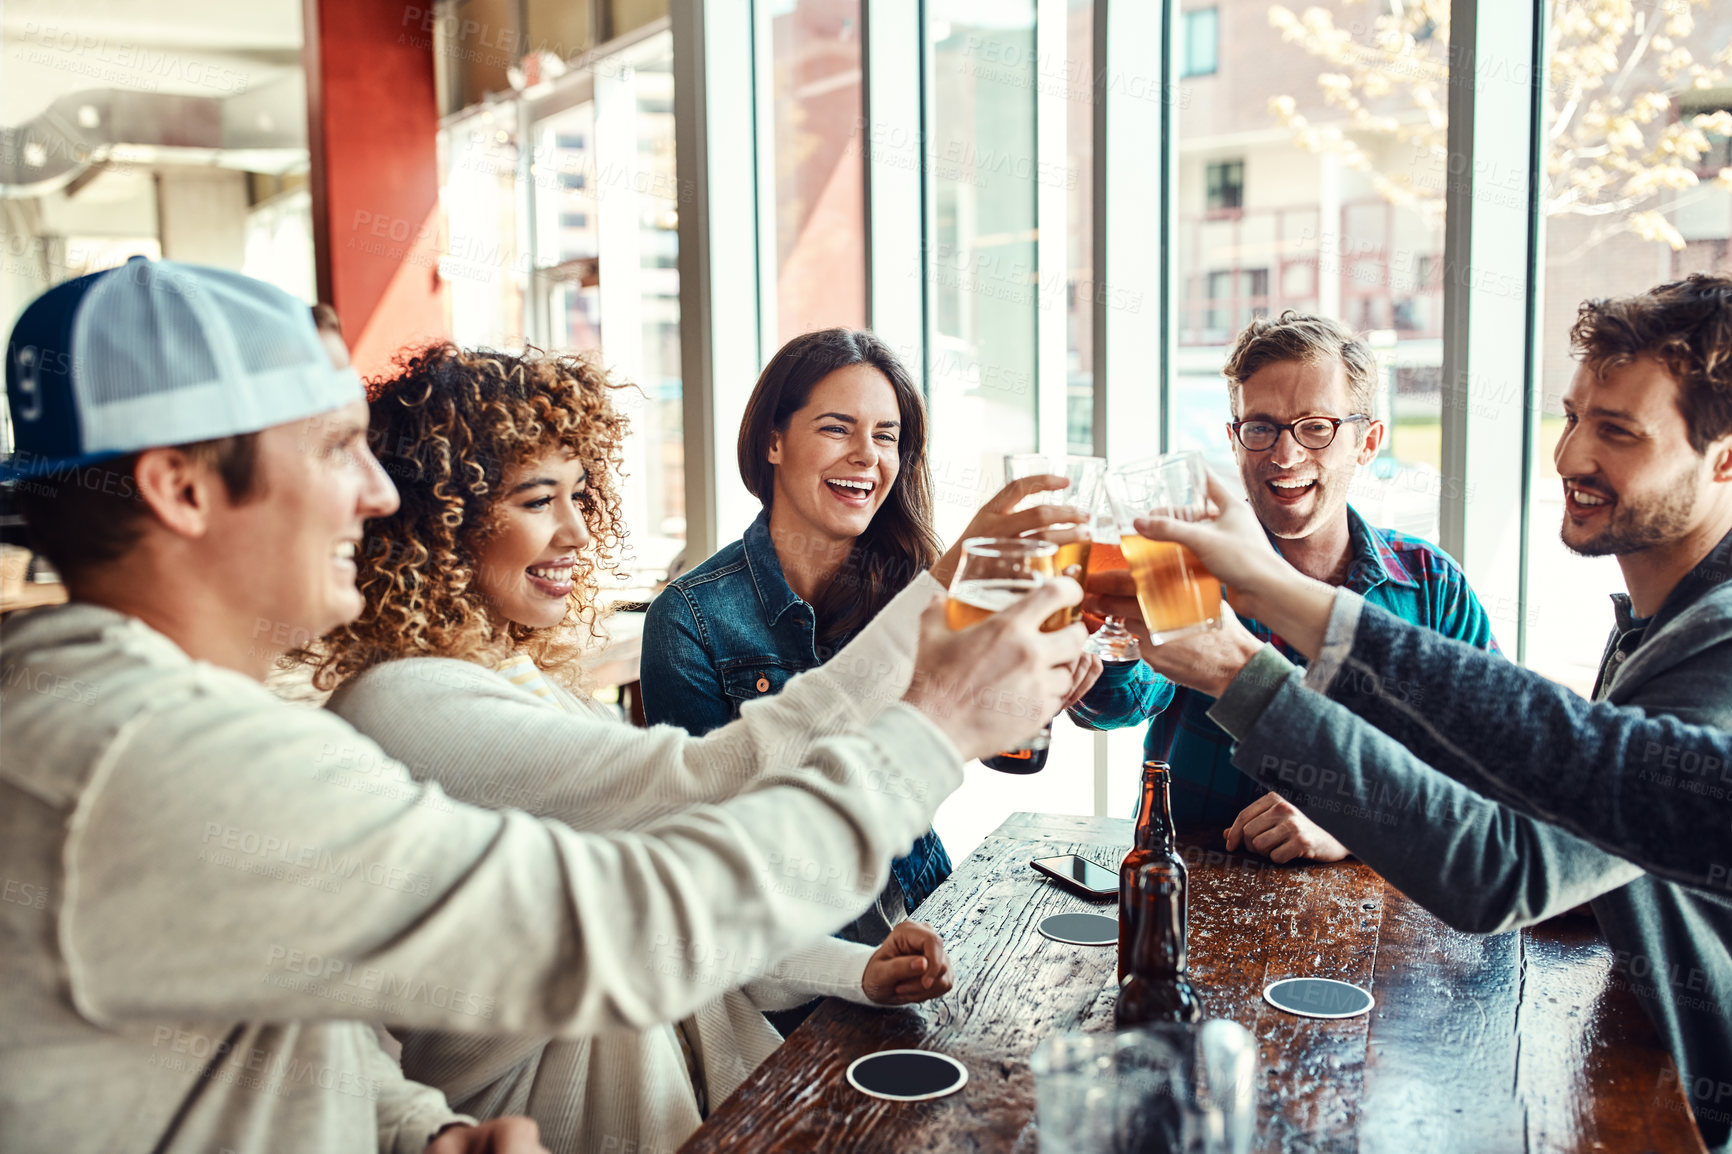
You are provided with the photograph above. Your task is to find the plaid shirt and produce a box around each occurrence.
[1071,505,1502,832]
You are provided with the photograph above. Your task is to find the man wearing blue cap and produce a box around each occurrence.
[0,261,1087,1153]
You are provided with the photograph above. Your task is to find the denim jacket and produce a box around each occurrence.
[641,510,952,914]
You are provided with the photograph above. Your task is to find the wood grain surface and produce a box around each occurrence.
[680,812,1707,1154]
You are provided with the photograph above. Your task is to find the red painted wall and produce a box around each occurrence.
[305,0,449,380]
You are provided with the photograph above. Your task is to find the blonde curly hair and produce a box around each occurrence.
[308,343,629,690]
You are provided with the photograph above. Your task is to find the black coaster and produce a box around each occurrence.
[1262,977,1375,1019]
[845,1050,969,1101]
[1037,912,1118,946]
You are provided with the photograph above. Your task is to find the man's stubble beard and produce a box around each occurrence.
[1562,459,1701,558]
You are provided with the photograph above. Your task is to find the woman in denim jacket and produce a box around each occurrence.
[642,330,953,939]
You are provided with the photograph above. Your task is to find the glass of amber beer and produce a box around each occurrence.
[1106,452,1223,644]
[946,538,1064,772]
[1083,492,1142,662]
[945,537,1064,632]
[1002,455,1105,626]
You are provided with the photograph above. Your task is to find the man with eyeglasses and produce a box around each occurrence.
[1082,279,1732,1153]
[1072,311,1499,858]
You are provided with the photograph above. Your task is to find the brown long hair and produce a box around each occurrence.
[308,343,629,690]
[737,329,941,646]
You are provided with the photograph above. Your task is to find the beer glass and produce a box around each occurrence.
[946,537,1062,771]
[1003,454,1105,626]
[1031,1022,1257,1154]
[1084,492,1142,662]
[1106,452,1223,645]
[1196,1020,1256,1154]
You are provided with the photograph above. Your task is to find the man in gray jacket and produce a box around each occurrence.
[1091,274,1732,1151]
[0,261,1086,1153]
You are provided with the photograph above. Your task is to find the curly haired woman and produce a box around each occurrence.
[309,344,968,1154]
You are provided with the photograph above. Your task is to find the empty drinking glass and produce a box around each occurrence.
[1032,1027,1190,1154]
[1031,1020,1257,1154]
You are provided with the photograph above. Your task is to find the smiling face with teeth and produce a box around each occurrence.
[472,446,595,630]
[1554,355,1721,560]
[1230,358,1384,546]
[167,400,397,676]
[765,363,903,553]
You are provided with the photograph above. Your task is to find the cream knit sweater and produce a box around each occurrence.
[330,663,889,1153]
[324,573,943,1153]
[0,574,946,1153]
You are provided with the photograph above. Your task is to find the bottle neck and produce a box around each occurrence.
[1129,866,1187,978]
[1135,764,1176,854]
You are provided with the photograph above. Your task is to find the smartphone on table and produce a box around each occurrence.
[1030,854,1118,901]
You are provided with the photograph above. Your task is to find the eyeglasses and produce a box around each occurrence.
[1229,414,1370,452]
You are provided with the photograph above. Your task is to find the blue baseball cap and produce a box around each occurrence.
[3,258,364,481]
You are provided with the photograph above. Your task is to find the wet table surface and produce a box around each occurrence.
[680,811,1706,1154]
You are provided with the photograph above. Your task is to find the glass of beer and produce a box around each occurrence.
[945,536,1064,633]
[1106,452,1223,644]
[1002,454,1105,625]
[1083,491,1142,662]
[946,537,1063,772]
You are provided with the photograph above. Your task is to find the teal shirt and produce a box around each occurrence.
[1070,505,1501,831]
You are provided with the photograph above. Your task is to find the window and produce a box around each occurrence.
[500,31,684,589]
[1523,10,1732,691]
[438,103,527,350]
[531,100,600,352]
[1681,102,1731,174]
[621,37,685,549]
[922,0,1095,858]
[1203,267,1267,335]
[767,0,866,344]
[927,1,1039,548]
[1181,8,1218,78]
[1172,4,1446,551]
[1204,158,1243,213]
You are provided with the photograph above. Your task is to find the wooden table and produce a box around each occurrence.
[681,812,1707,1153]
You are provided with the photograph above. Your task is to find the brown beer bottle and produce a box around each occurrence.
[1115,862,1203,1027]
[1118,760,1186,980]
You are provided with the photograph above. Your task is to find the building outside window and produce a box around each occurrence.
[767,0,867,345]
[919,0,1098,855]
[1182,7,1219,78]
[1202,266,1268,338]
[1171,1,1446,550]
[439,102,528,352]
[438,26,685,590]
[925,2,1040,548]
[428,0,1732,843]
[1205,158,1244,214]
[1523,5,1732,691]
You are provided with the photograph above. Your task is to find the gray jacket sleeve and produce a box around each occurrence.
[1208,646,1644,935]
[1310,596,1732,894]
